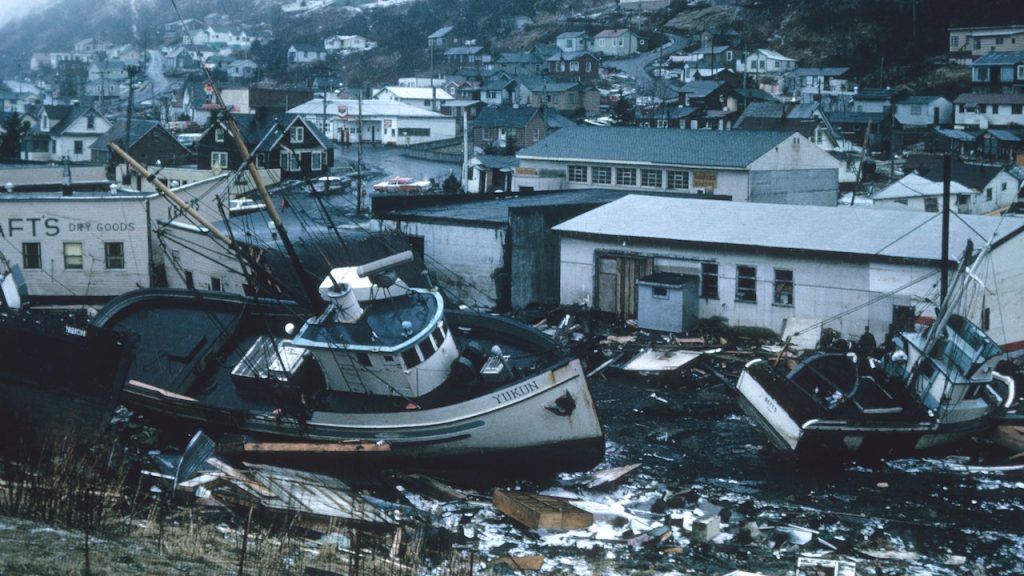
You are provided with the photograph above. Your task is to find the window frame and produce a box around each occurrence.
[104,242,125,269]
[567,164,588,183]
[616,167,636,186]
[211,150,228,168]
[640,168,662,188]
[773,269,794,306]
[591,165,612,185]
[701,262,719,300]
[22,242,42,269]
[667,170,689,190]
[736,265,757,303]
[290,126,305,143]
[63,242,83,270]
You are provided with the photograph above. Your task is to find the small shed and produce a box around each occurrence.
[637,273,698,333]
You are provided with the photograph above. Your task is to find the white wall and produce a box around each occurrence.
[559,235,944,342]
[1,195,154,298]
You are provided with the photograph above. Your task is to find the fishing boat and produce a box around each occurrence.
[90,250,605,474]
[0,258,135,446]
[734,241,1016,458]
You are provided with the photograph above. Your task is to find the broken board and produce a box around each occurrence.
[621,348,702,372]
[493,489,593,530]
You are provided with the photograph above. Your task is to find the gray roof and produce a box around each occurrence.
[554,195,1024,262]
[380,189,631,225]
[517,126,796,169]
[971,50,1024,66]
[934,128,980,142]
[679,80,727,98]
[428,26,455,39]
[789,67,849,77]
[955,93,1024,105]
[897,95,945,105]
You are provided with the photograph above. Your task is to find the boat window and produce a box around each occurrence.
[357,353,372,367]
[402,348,422,368]
[418,338,435,360]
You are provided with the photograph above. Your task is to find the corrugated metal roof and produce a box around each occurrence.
[972,50,1024,65]
[553,195,1024,262]
[872,173,973,200]
[516,126,795,169]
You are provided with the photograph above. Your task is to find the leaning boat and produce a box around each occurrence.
[0,260,134,446]
[90,251,605,474]
[734,242,1015,458]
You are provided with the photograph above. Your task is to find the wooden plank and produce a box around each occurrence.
[491,556,545,571]
[493,489,593,530]
[222,441,391,454]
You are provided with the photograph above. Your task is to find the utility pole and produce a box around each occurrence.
[124,63,143,153]
[356,88,364,215]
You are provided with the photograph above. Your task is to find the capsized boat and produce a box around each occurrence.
[90,251,605,474]
[734,242,1016,458]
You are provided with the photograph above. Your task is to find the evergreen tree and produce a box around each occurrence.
[0,114,29,161]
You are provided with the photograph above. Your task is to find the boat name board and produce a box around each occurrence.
[491,381,541,405]
[0,217,136,238]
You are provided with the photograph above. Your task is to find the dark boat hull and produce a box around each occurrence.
[0,310,134,449]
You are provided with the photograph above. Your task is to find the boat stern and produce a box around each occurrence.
[735,359,802,451]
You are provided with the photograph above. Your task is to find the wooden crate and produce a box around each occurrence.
[493,489,593,530]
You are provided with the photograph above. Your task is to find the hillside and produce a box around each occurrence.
[0,0,1017,91]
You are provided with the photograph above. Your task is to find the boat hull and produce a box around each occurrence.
[735,359,995,459]
[93,289,605,475]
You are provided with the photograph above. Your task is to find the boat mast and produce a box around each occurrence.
[941,153,951,304]
[202,77,321,307]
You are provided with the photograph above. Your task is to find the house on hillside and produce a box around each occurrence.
[741,48,797,81]
[852,88,893,113]
[553,195,1024,349]
[493,52,545,76]
[471,105,574,153]
[444,45,491,67]
[556,31,592,53]
[427,26,458,55]
[949,25,1024,64]
[545,51,601,81]
[287,44,326,66]
[894,96,953,128]
[954,93,1024,128]
[517,77,599,118]
[783,67,853,104]
[35,105,112,163]
[593,29,638,57]
[870,173,975,213]
[969,51,1024,92]
[513,127,840,205]
[324,34,369,53]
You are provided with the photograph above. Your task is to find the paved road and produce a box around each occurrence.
[605,32,686,100]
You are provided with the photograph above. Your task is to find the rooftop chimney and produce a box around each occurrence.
[61,156,72,197]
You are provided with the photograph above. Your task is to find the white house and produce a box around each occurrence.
[226,59,259,80]
[373,86,454,113]
[954,93,1024,129]
[592,29,638,57]
[48,106,112,163]
[287,44,327,66]
[513,126,841,205]
[553,195,1024,351]
[741,48,797,77]
[324,34,369,53]
[894,96,953,128]
[556,31,592,53]
[287,97,456,146]
[870,173,974,213]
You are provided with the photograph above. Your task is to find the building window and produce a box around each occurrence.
[215,128,225,142]
[74,140,83,155]
[652,286,669,299]
[63,242,83,270]
[211,277,223,292]
[736,265,757,303]
[184,270,194,289]
[616,167,636,186]
[532,128,540,142]
[1012,104,1023,114]
[986,187,993,201]
[910,105,922,115]
[982,307,991,331]
[667,171,689,190]
[483,128,492,140]
[924,197,939,212]
[211,151,228,168]
[86,116,95,129]
[1018,65,1024,80]
[22,242,41,269]
[950,35,958,48]
[592,166,611,184]
[311,151,322,171]
[567,164,587,183]
[774,269,793,306]
[104,242,125,269]
[701,263,718,300]
[291,126,305,143]
[641,169,662,188]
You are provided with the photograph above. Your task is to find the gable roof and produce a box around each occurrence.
[903,154,1003,190]
[50,106,105,135]
[897,95,945,105]
[679,80,729,98]
[517,126,796,169]
[89,119,164,151]
[873,173,973,200]
[428,26,455,39]
[595,29,630,39]
[378,86,454,100]
[554,195,1024,263]
[788,67,850,77]
[955,93,1024,105]
[971,50,1024,66]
